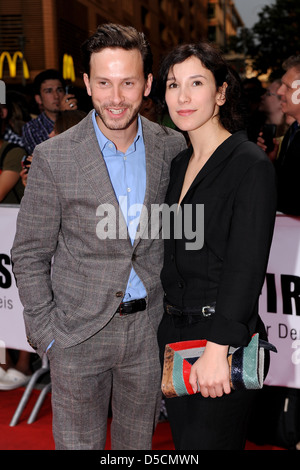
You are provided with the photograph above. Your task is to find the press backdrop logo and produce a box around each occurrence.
[95,199,205,251]
[0,80,5,104]
[0,340,5,364]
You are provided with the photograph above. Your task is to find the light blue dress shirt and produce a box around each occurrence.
[92,110,147,301]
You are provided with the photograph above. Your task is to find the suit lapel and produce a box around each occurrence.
[133,117,166,246]
[71,112,116,203]
[142,117,165,208]
[71,111,129,240]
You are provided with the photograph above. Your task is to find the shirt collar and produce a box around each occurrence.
[92,110,142,154]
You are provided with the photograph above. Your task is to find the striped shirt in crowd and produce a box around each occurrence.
[22,112,54,154]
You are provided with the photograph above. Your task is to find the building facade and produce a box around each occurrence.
[0,0,243,87]
[208,0,243,48]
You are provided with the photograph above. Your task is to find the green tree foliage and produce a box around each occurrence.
[231,0,300,78]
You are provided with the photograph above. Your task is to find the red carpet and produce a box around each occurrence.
[0,388,285,450]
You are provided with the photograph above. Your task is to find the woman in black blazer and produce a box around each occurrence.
[157,42,277,450]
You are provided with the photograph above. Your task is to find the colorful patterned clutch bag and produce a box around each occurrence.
[161,333,277,398]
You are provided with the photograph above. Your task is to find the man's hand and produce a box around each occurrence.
[60,93,78,111]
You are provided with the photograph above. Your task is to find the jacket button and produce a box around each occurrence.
[178,282,183,288]
[116,291,124,298]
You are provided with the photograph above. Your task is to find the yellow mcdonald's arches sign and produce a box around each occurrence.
[0,51,30,79]
[63,54,75,82]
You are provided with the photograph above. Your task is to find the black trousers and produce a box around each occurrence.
[158,312,261,450]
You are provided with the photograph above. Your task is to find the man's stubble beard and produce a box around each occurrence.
[94,99,143,131]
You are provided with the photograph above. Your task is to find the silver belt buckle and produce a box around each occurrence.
[202,305,212,317]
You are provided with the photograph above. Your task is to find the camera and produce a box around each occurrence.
[65,85,75,95]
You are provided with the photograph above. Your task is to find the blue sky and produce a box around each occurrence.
[234,0,276,28]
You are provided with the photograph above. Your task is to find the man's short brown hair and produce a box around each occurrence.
[81,23,153,79]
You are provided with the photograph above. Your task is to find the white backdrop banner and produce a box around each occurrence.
[260,215,300,389]
[1,206,300,386]
[0,205,34,353]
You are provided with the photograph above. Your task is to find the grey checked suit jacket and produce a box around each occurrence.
[11,111,186,357]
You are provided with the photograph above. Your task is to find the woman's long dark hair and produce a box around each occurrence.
[157,42,246,133]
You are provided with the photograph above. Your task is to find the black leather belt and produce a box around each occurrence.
[116,298,146,315]
[164,300,216,318]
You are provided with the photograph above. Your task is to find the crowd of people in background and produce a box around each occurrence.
[1,54,300,217]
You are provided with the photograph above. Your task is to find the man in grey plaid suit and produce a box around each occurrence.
[11,24,186,450]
